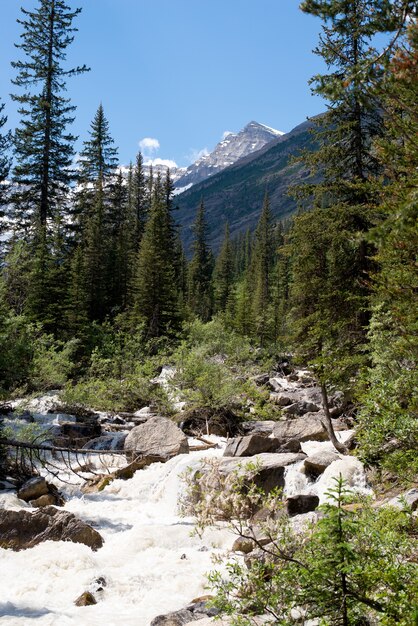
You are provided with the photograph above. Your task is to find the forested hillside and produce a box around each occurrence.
[175,118,315,252]
[0,1,417,625]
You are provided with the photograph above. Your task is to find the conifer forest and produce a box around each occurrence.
[0,2,417,625]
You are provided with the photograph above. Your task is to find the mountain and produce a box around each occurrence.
[174,121,283,192]
[174,118,316,253]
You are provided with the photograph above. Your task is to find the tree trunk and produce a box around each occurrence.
[320,382,348,454]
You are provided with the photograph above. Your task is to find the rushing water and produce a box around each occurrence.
[1,395,371,625]
[0,444,234,626]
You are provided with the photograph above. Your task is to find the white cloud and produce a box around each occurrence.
[222,130,234,140]
[144,157,178,169]
[139,137,160,153]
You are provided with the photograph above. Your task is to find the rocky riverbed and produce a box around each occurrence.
[0,368,381,625]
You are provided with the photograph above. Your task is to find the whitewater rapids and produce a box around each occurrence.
[0,429,370,625]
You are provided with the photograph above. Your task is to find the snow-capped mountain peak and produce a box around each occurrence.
[174,120,283,190]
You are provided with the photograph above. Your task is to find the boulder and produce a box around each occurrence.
[17,477,49,502]
[150,610,197,626]
[388,488,418,511]
[304,451,341,477]
[251,373,270,386]
[286,494,319,517]
[207,452,306,495]
[273,413,345,444]
[0,506,103,551]
[124,416,189,461]
[232,531,271,554]
[241,421,276,436]
[224,434,282,457]
[29,494,59,508]
[74,591,97,606]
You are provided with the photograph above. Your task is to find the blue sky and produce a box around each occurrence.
[0,0,326,168]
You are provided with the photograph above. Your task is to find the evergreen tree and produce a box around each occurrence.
[287,0,412,441]
[357,20,418,476]
[214,222,233,313]
[130,151,147,247]
[75,104,118,320]
[133,174,181,340]
[188,201,214,321]
[0,99,11,233]
[11,0,88,229]
[250,193,275,346]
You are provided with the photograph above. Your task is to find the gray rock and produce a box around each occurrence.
[18,477,49,502]
[251,373,270,386]
[150,610,197,626]
[232,531,271,554]
[241,420,277,436]
[213,452,306,494]
[124,416,189,461]
[273,413,345,444]
[286,494,319,517]
[0,506,103,551]
[224,434,282,457]
[388,488,418,511]
[304,451,341,476]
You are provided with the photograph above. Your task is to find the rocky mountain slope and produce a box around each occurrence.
[174,118,317,253]
[174,121,283,191]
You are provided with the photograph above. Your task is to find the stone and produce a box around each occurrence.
[388,488,418,511]
[251,373,270,386]
[273,413,345,444]
[232,531,271,554]
[241,421,276,436]
[29,494,58,508]
[124,416,189,461]
[0,506,103,551]
[304,451,341,476]
[18,477,49,502]
[205,452,306,495]
[223,434,282,457]
[74,591,97,606]
[286,494,319,517]
[150,610,197,626]
[278,438,302,453]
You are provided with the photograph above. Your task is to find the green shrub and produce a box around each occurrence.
[191,474,418,626]
[172,347,244,411]
[62,374,172,413]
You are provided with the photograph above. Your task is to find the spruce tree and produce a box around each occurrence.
[214,222,233,313]
[75,104,118,320]
[133,174,181,340]
[188,200,214,321]
[357,20,418,475]
[287,0,412,441]
[0,99,11,222]
[11,0,88,230]
[250,193,275,346]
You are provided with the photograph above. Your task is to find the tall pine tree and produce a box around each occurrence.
[11,0,88,230]
[188,200,214,321]
[133,174,181,340]
[73,104,119,321]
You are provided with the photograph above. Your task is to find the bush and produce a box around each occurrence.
[172,347,244,411]
[62,375,172,413]
[189,473,418,626]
